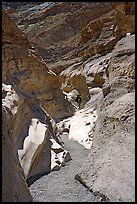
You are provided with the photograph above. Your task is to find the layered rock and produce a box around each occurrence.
[2,10,74,122]
[77,10,120,60]
[8,2,111,63]
[2,9,72,200]
[76,2,135,60]
[112,2,135,35]
[2,2,135,202]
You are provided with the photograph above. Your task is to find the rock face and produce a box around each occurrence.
[75,34,135,202]
[108,34,135,80]
[2,9,74,122]
[2,9,72,201]
[76,91,135,202]
[2,2,135,202]
[17,109,71,179]
[112,2,135,34]
[2,107,32,202]
[2,82,71,181]
[7,2,111,63]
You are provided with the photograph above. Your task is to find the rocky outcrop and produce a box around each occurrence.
[108,34,135,80]
[60,74,90,106]
[2,107,32,202]
[112,2,135,35]
[2,9,74,121]
[17,106,71,179]
[76,91,135,202]
[8,2,111,63]
[2,9,73,201]
[75,34,135,202]
[77,2,135,60]
[77,10,120,60]
[2,82,71,180]
[2,2,135,202]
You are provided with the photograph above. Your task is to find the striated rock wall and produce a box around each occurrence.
[8,2,111,63]
[2,10,74,122]
[77,2,135,60]
[2,9,73,201]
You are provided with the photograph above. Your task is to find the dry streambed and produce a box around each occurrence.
[29,133,101,202]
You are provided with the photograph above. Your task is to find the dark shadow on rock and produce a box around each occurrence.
[27,171,50,187]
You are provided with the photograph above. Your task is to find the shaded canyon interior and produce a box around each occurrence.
[2,2,135,202]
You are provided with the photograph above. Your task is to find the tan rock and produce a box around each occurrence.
[2,9,74,122]
[78,10,121,59]
[2,9,72,185]
[12,2,111,63]
[112,2,135,34]
[60,74,90,106]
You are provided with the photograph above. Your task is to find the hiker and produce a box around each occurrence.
[76,94,82,109]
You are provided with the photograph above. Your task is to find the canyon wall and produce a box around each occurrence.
[2,9,73,201]
[2,2,135,202]
[2,107,32,202]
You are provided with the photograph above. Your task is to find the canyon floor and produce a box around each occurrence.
[29,132,101,202]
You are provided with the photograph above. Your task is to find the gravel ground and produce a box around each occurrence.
[29,133,101,202]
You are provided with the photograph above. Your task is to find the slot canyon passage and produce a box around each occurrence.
[2,2,135,202]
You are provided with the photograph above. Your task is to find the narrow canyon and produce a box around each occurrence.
[2,2,135,202]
